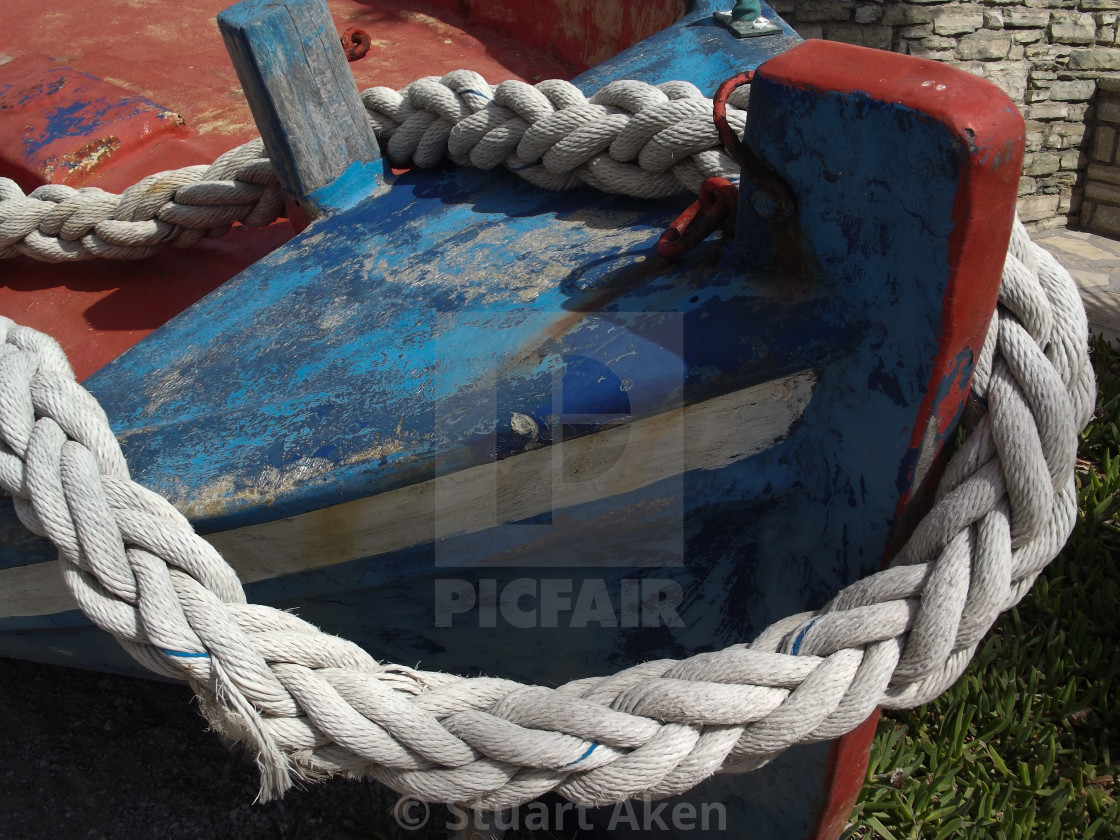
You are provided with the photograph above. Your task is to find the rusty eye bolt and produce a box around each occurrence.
[341,27,371,62]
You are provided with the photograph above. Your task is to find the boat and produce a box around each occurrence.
[0,1,1089,838]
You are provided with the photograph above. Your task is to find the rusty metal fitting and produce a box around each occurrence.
[341,27,371,62]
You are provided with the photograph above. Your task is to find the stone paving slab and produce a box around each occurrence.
[1032,228,1120,346]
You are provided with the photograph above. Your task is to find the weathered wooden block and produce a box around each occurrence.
[217,0,380,215]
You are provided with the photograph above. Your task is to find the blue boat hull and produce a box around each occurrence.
[0,5,1025,836]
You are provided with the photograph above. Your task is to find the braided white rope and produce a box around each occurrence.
[361,70,747,196]
[0,209,1094,807]
[0,141,282,262]
[0,73,747,262]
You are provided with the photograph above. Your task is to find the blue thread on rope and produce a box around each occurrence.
[157,648,211,659]
[790,619,817,656]
[563,742,599,768]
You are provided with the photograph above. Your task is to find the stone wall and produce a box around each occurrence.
[1082,77,1120,233]
[767,0,1120,229]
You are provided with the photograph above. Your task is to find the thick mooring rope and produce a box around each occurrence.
[0,211,1094,806]
[0,72,747,262]
[0,142,282,262]
[0,69,1097,809]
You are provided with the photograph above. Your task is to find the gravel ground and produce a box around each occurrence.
[0,657,390,840]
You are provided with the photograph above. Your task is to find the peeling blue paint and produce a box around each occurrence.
[22,98,111,157]
[0,18,1018,839]
[868,359,908,407]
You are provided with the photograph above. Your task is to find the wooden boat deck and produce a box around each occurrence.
[0,0,622,379]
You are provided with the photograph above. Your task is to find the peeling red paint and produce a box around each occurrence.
[754,41,1023,840]
[0,2,581,380]
[43,134,121,179]
[0,55,191,190]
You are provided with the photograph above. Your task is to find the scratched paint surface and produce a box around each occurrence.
[0,0,585,379]
[51,5,803,535]
[0,22,1020,840]
[0,57,190,188]
[0,1,581,188]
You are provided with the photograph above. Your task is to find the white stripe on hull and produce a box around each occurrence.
[0,371,815,619]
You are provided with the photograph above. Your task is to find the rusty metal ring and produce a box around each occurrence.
[658,176,738,259]
[341,27,371,62]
